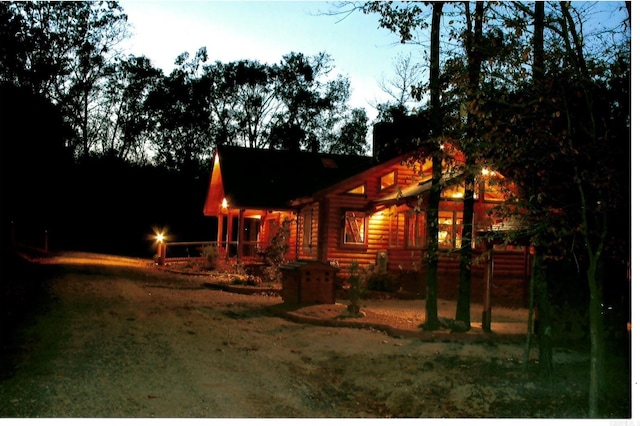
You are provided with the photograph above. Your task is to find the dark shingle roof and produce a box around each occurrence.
[217,145,376,210]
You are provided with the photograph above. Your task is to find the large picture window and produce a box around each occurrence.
[438,211,466,248]
[343,211,366,245]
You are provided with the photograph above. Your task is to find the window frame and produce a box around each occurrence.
[481,179,507,202]
[302,209,313,253]
[341,210,368,248]
[388,212,401,248]
[480,170,508,202]
[437,211,473,249]
[379,170,398,192]
[344,182,367,196]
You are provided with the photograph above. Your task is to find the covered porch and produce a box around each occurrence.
[213,203,265,259]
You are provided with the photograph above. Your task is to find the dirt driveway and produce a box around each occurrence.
[0,252,628,418]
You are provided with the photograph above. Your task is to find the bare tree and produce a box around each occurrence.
[375,52,424,111]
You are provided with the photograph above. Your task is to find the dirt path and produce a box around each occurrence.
[0,254,628,418]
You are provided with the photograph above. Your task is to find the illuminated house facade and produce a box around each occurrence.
[203,144,528,304]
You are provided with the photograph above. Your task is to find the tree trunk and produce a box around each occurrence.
[586,259,604,417]
[455,2,484,331]
[559,3,608,415]
[82,86,90,157]
[528,0,554,379]
[533,1,545,82]
[523,247,536,370]
[455,170,475,330]
[423,2,443,330]
[425,173,441,330]
[577,180,607,418]
[532,248,553,377]
[522,247,553,375]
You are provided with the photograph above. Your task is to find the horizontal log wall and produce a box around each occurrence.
[296,203,319,261]
[285,157,529,307]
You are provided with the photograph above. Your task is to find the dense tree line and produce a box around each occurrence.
[0,1,369,174]
[0,1,369,256]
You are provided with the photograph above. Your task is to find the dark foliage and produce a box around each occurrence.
[0,83,73,246]
[0,83,215,258]
[53,157,215,257]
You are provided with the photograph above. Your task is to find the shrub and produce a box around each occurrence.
[346,261,367,315]
[264,218,292,282]
[245,275,262,286]
[202,245,220,270]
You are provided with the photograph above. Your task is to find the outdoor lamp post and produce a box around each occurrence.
[156,233,166,266]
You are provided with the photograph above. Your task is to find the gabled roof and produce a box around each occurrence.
[205,145,377,213]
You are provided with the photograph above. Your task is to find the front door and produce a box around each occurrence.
[240,217,261,257]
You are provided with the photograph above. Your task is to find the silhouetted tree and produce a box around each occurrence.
[0,2,128,158]
[330,108,369,155]
[483,2,629,416]
[99,55,163,163]
[146,47,213,176]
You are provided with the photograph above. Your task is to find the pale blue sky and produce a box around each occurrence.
[119,1,630,125]
[119,1,419,122]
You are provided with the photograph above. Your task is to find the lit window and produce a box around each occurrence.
[346,184,366,195]
[441,184,465,199]
[343,211,366,245]
[380,170,397,191]
[438,211,466,248]
[482,171,506,202]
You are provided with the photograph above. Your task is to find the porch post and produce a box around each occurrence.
[217,213,224,256]
[226,209,232,258]
[295,209,300,259]
[238,209,245,259]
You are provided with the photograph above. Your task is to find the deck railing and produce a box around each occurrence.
[156,240,262,264]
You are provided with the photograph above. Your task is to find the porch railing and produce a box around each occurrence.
[156,240,262,264]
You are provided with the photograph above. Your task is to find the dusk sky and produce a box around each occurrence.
[119,1,419,122]
[119,1,630,124]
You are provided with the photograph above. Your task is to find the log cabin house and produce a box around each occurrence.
[203,144,529,306]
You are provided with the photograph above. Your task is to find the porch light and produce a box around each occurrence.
[482,168,496,176]
[221,198,228,210]
[155,233,165,243]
